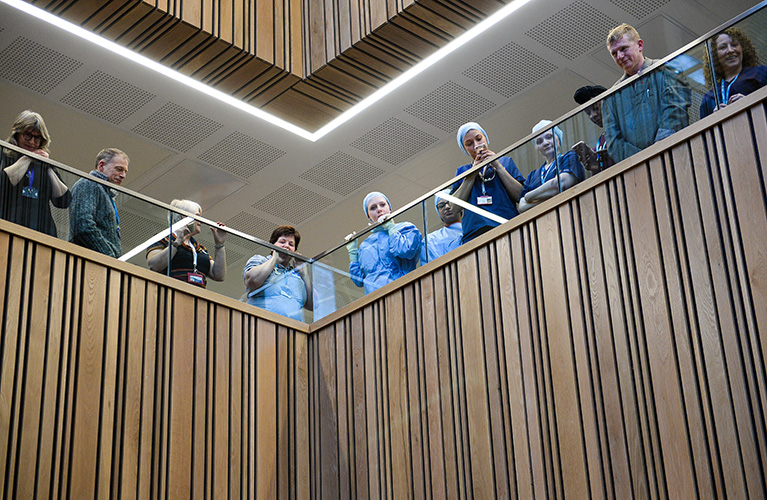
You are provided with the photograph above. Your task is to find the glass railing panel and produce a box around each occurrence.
[313,235,366,315]
[205,224,316,323]
[56,166,173,269]
[696,10,767,121]
[421,192,464,265]
[563,100,613,179]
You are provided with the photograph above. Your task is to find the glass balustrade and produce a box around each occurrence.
[2,3,766,322]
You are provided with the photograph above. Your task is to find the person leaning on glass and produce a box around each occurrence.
[243,225,313,321]
[518,120,586,213]
[145,199,227,288]
[700,27,767,118]
[0,110,70,237]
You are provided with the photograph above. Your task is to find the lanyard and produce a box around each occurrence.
[540,160,555,184]
[108,193,120,237]
[190,240,198,272]
[26,167,34,188]
[720,72,741,105]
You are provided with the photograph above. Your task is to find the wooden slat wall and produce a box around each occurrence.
[0,224,310,500]
[308,101,767,498]
[4,91,767,500]
[29,0,511,130]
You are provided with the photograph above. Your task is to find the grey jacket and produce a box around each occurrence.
[69,170,121,257]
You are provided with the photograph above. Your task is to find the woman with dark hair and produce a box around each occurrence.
[243,225,313,321]
[700,28,767,118]
[0,110,70,236]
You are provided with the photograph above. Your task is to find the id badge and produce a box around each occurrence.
[187,272,205,286]
[477,195,493,206]
[22,186,39,199]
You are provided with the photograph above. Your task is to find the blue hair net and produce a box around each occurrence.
[457,122,489,156]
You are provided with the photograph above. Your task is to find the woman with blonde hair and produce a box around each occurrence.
[0,110,70,236]
[146,199,227,288]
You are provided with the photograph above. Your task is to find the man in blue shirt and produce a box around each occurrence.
[421,189,463,264]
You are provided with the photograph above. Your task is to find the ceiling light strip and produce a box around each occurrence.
[1,0,531,141]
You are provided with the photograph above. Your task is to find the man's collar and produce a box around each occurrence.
[90,169,108,180]
[90,170,117,196]
[619,57,654,82]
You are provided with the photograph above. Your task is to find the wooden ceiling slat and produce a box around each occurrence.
[293,79,356,106]
[240,71,300,104]
[263,90,341,129]
[33,0,513,131]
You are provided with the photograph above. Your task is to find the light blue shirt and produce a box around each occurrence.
[244,254,307,321]
[350,221,422,294]
[420,223,462,264]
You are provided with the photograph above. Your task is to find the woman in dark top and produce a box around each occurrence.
[700,28,767,118]
[518,120,585,213]
[146,199,227,288]
[0,110,70,236]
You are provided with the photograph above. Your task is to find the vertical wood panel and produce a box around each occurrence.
[456,252,495,498]
[4,94,767,500]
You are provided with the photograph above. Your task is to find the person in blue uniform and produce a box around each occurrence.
[451,122,525,243]
[346,191,422,295]
[421,189,462,264]
[518,120,586,213]
[243,225,313,321]
[700,28,767,118]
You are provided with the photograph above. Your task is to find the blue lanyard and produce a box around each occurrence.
[720,72,741,105]
[26,167,34,188]
[108,194,120,236]
[541,159,556,184]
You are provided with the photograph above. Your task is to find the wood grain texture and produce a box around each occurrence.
[306,99,767,498]
[30,0,514,130]
[3,95,767,499]
[0,222,309,500]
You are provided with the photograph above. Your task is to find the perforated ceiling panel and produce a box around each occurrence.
[350,118,438,165]
[610,0,670,19]
[300,151,384,195]
[463,42,557,98]
[61,71,155,124]
[0,37,81,94]
[195,235,247,266]
[252,183,334,224]
[405,81,496,131]
[197,132,286,178]
[226,211,275,242]
[118,209,170,253]
[132,102,223,152]
[526,1,618,60]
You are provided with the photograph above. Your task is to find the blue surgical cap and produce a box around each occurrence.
[434,188,451,216]
[457,122,489,156]
[532,119,564,146]
[363,191,391,220]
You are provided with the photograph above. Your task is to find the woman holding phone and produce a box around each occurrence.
[146,199,227,288]
[451,122,525,243]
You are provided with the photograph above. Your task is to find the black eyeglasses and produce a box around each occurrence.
[21,131,43,144]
